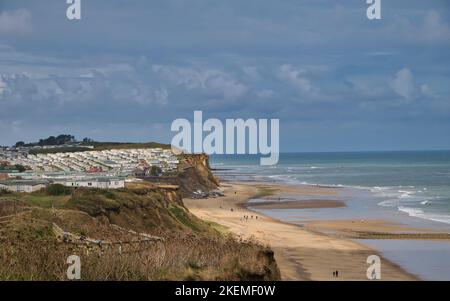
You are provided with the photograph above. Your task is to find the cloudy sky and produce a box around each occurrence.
[0,0,449,151]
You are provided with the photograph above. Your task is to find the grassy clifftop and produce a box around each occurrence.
[0,185,280,280]
[28,141,171,155]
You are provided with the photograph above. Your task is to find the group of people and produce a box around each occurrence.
[240,214,258,222]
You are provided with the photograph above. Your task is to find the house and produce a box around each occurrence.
[53,177,125,189]
[133,167,146,177]
[0,180,49,193]
[0,171,9,181]
[88,166,103,173]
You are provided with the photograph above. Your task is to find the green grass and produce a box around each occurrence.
[169,206,202,232]
[0,191,69,208]
[23,194,69,208]
[204,220,229,235]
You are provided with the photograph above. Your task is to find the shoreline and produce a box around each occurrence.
[184,181,420,280]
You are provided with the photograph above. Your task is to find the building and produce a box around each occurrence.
[88,166,103,173]
[0,180,49,193]
[0,171,9,180]
[53,177,125,189]
[6,147,178,174]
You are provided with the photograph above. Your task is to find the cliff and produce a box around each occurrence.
[0,183,280,280]
[176,153,220,196]
[65,186,215,235]
[141,153,220,197]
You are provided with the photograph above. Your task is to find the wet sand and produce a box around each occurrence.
[303,219,450,239]
[246,199,345,210]
[184,182,420,280]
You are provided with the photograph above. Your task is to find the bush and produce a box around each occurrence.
[46,184,72,196]
[14,164,27,172]
[150,166,163,176]
[0,189,12,196]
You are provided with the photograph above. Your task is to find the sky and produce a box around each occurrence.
[0,0,449,152]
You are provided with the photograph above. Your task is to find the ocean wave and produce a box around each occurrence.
[215,163,450,226]
[378,199,400,207]
[369,186,428,202]
[398,190,415,199]
[398,206,450,225]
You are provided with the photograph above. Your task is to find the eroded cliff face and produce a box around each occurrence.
[176,154,220,197]
[66,186,209,234]
[136,153,220,197]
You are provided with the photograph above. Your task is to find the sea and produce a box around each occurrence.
[210,151,450,280]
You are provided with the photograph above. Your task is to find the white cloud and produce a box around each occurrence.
[278,64,313,94]
[242,66,261,81]
[154,87,169,105]
[390,68,440,101]
[256,89,274,99]
[0,77,7,95]
[153,65,248,99]
[422,11,450,43]
[391,68,416,99]
[420,84,437,99]
[0,9,32,35]
[391,11,450,45]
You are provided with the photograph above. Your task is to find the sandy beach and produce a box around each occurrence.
[185,182,422,281]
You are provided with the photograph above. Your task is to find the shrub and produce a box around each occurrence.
[46,184,72,196]
[150,166,163,176]
[0,188,12,196]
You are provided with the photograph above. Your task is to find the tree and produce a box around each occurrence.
[15,141,25,147]
[37,134,76,146]
[46,184,71,196]
[150,166,163,177]
[82,137,95,143]
[14,164,26,172]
